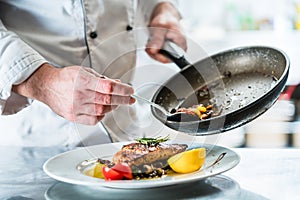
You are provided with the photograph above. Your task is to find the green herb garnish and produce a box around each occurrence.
[135,135,169,146]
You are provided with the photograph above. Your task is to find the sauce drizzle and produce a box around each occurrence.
[203,152,226,173]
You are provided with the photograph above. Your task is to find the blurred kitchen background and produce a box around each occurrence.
[175,0,300,148]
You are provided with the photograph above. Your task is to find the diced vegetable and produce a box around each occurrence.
[167,148,206,173]
[197,105,207,113]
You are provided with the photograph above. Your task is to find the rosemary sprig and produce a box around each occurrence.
[135,135,169,146]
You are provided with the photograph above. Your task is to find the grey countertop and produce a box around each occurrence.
[0,146,299,200]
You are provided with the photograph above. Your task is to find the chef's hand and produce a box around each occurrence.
[146,2,187,63]
[12,63,135,125]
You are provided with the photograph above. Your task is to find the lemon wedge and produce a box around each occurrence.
[93,163,105,178]
[167,148,206,173]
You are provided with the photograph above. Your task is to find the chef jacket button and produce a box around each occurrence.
[90,31,98,39]
[126,25,133,31]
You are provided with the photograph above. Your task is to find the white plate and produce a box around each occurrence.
[43,142,240,189]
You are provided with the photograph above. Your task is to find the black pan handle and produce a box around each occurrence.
[158,41,191,69]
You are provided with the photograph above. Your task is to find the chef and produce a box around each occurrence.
[0,0,187,147]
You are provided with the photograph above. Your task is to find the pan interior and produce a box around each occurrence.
[218,72,277,114]
[153,71,277,122]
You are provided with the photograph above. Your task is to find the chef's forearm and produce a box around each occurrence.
[12,63,57,104]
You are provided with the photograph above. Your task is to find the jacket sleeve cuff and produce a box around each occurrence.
[0,23,48,114]
[0,57,47,115]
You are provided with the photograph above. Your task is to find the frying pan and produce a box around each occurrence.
[151,43,289,135]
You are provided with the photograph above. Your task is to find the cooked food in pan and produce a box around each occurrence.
[171,103,214,120]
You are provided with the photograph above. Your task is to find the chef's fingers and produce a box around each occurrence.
[146,29,186,63]
[148,52,171,63]
[93,93,135,105]
[80,67,133,96]
[97,78,134,96]
[146,28,167,55]
[75,104,118,116]
[88,77,134,96]
[83,87,135,105]
[165,30,187,51]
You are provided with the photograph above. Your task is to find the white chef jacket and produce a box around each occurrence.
[0,0,180,147]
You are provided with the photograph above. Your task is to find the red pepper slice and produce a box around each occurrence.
[112,162,133,180]
[102,165,123,181]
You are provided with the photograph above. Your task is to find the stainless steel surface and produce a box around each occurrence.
[152,46,289,135]
[1,145,300,199]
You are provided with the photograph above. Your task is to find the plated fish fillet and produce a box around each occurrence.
[112,142,188,167]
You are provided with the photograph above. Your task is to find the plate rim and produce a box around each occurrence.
[43,142,240,189]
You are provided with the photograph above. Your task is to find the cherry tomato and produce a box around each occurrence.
[102,166,123,181]
[112,162,133,180]
[102,162,133,181]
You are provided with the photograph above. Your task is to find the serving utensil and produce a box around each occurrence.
[131,94,198,122]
